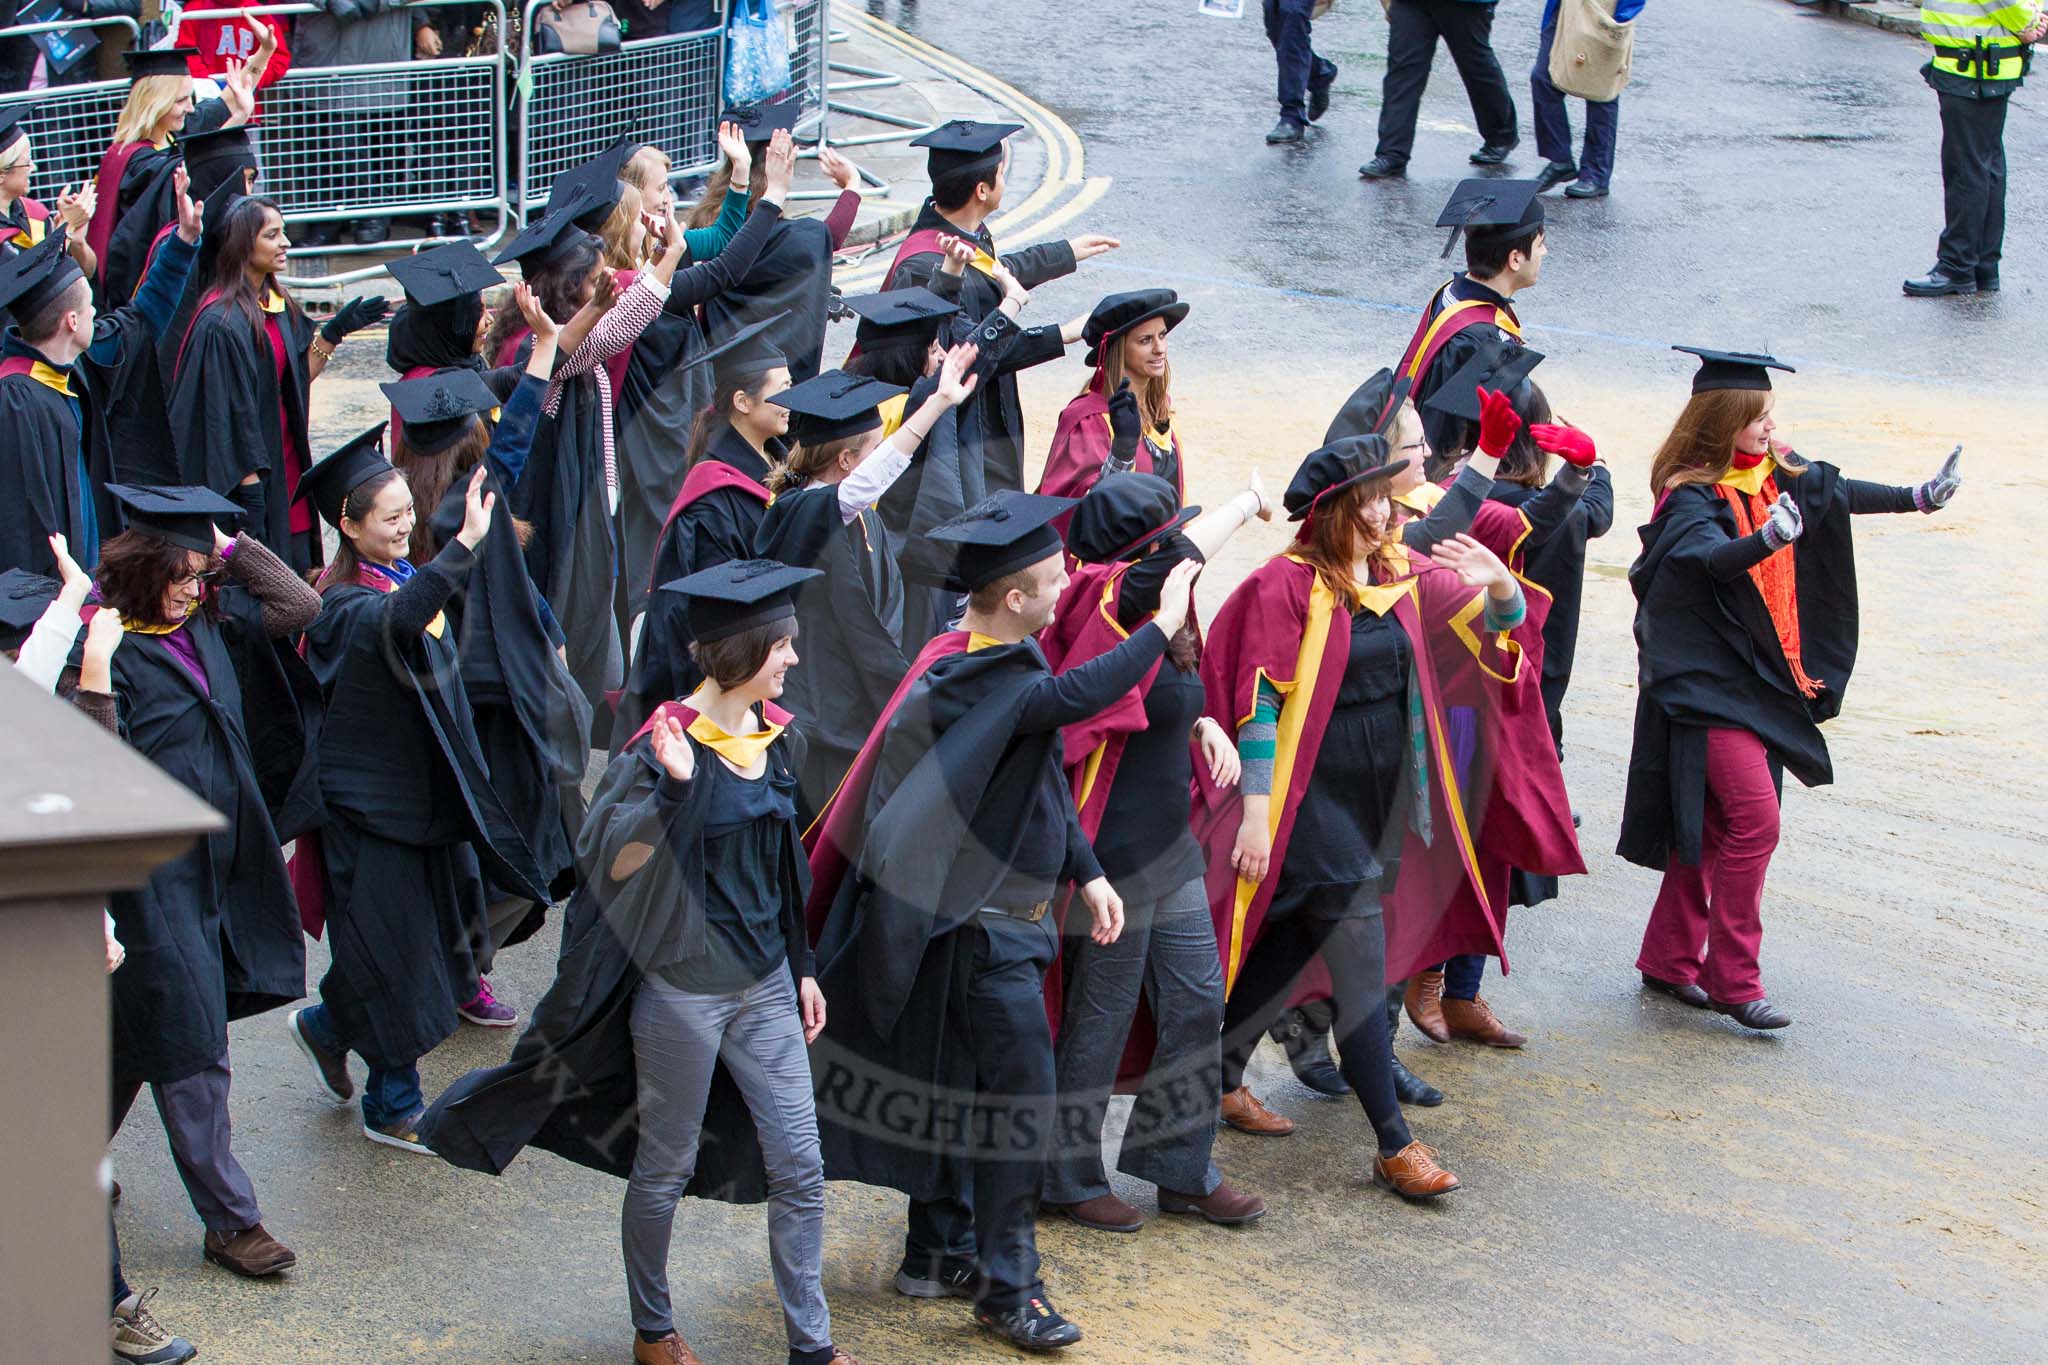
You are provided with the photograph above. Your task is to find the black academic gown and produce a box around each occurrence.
[754,484,908,823]
[1411,274,1523,461]
[699,210,833,384]
[889,200,1078,493]
[100,595,309,1084]
[1616,463,1884,871]
[419,720,813,1203]
[97,101,230,309]
[164,296,318,575]
[612,425,778,749]
[302,546,550,1068]
[811,628,1165,1200]
[426,376,591,919]
[508,337,617,738]
[0,235,198,575]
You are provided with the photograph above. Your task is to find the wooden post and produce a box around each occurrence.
[0,666,224,1360]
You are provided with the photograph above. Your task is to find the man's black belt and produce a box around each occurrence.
[1951,42,2021,72]
[982,901,1052,923]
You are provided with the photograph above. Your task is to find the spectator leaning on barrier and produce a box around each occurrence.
[294,0,436,248]
[612,0,718,41]
[1903,0,2044,297]
[3,0,140,92]
[176,0,294,93]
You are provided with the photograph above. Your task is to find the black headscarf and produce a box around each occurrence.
[387,294,486,375]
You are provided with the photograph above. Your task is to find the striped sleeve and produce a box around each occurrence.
[1238,678,1283,796]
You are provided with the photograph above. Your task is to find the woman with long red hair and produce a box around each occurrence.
[1619,347,1963,1031]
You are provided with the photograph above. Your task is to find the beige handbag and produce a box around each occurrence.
[1547,0,1636,102]
[532,0,622,56]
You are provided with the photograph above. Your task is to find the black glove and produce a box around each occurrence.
[230,478,268,547]
[1106,377,1141,467]
[321,295,391,344]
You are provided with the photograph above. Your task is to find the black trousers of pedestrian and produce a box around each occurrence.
[1934,91,2009,279]
[1219,910,1413,1156]
[1376,0,1519,166]
[905,911,1059,1313]
[1265,0,1338,126]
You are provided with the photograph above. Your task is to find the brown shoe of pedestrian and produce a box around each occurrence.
[826,1350,863,1365]
[632,1330,704,1365]
[203,1222,297,1277]
[1372,1141,1461,1201]
[1440,995,1526,1048]
[1404,970,1451,1042]
[1050,1191,1144,1232]
[1220,1085,1295,1136]
[1158,1180,1267,1225]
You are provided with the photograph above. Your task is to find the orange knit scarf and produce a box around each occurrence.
[1718,472,1824,698]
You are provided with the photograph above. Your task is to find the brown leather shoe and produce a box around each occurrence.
[1050,1191,1144,1232]
[826,1350,863,1365]
[1158,1180,1267,1225]
[1404,970,1451,1042]
[203,1223,297,1277]
[1372,1141,1461,1201]
[1220,1085,1294,1136]
[1440,995,1526,1048]
[632,1330,704,1365]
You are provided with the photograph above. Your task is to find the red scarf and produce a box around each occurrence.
[1718,454,1823,699]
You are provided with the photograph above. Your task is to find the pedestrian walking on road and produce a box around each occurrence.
[1263,0,1341,145]
[1904,0,2044,296]
[1361,0,1519,180]
[1530,0,1645,198]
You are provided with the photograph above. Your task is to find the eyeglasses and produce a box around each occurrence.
[1396,440,1428,454]
[169,569,224,590]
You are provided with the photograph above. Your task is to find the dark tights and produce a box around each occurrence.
[1220,911,1412,1156]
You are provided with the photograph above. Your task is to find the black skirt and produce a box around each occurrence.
[1270,695,1411,922]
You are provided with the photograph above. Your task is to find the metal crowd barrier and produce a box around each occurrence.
[3,0,833,285]
[517,0,830,210]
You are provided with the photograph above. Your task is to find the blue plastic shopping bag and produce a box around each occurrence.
[725,0,793,107]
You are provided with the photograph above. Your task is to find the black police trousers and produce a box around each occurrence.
[1935,90,2009,278]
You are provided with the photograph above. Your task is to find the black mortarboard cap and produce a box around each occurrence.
[770,369,905,446]
[1420,344,1545,422]
[1068,472,1198,565]
[105,483,242,554]
[1081,289,1190,368]
[381,370,498,455]
[844,287,959,352]
[687,312,790,386]
[292,425,393,528]
[0,107,27,156]
[925,490,1075,590]
[545,134,636,230]
[0,229,84,321]
[911,118,1022,178]
[1436,178,1545,259]
[125,47,199,81]
[1284,435,1410,523]
[1323,368,1414,444]
[1673,345,1796,395]
[659,558,821,643]
[0,567,60,651]
[388,241,504,307]
[493,195,597,271]
[178,125,257,200]
[726,97,805,144]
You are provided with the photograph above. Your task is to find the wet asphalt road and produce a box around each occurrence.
[112,3,2048,1361]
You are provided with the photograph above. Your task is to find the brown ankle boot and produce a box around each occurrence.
[1373,1141,1461,1200]
[1404,970,1451,1042]
[1219,1085,1295,1136]
[1440,995,1526,1048]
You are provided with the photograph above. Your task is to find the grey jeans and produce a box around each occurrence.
[623,969,829,1352]
[1046,875,1225,1203]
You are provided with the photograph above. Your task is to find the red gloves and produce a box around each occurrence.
[1475,385,1522,458]
[1528,422,1598,468]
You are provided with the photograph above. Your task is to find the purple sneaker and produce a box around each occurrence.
[458,976,518,1027]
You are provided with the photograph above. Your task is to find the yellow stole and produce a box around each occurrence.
[1719,455,1775,496]
[685,710,783,768]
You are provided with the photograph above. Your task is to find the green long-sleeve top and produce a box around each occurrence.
[682,184,749,261]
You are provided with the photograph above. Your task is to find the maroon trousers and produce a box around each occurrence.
[1636,727,1780,1005]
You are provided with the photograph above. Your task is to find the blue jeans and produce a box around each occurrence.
[1265,0,1337,125]
[1440,953,1486,1002]
[1531,17,1619,186]
[297,1002,422,1128]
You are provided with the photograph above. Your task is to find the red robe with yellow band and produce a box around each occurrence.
[1036,377,1186,532]
[1194,554,1517,995]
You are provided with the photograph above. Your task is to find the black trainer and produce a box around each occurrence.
[1469,140,1517,166]
[1266,118,1307,145]
[894,1255,975,1299]
[286,1008,354,1104]
[1358,155,1406,180]
[975,1297,1082,1352]
[1536,159,1578,193]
